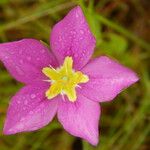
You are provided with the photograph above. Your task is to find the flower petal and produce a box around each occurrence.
[0,39,58,84]
[50,6,96,70]
[57,94,100,145]
[80,56,139,102]
[3,82,58,135]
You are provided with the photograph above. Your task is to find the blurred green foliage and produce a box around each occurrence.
[0,0,149,150]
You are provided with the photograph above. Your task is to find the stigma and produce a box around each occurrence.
[42,56,89,102]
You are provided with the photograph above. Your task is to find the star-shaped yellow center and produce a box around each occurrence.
[42,57,89,102]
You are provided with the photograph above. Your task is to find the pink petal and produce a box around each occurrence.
[50,6,96,70]
[80,56,139,102]
[57,94,100,146]
[0,39,58,84]
[3,82,58,135]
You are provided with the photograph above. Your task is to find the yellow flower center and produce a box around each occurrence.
[42,56,89,102]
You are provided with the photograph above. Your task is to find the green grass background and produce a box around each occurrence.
[0,0,149,150]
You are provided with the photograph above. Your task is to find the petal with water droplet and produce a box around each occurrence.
[3,82,58,135]
[57,93,100,146]
[0,39,58,84]
[80,56,139,102]
[50,6,96,70]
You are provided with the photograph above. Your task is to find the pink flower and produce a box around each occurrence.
[0,6,138,145]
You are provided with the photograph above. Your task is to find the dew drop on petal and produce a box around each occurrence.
[20,117,25,121]
[75,13,79,18]
[31,94,36,99]
[80,29,84,34]
[41,49,45,53]
[24,100,28,105]
[4,56,8,59]
[19,59,23,64]
[66,51,70,55]
[29,111,33,115]
[36,58,40,61]
[74,54,78,58]
[27,56,31,61]
[17,100,21,104]
[16,123,24,130]
[8,129,13,133]
[19,50,22,54]
[58,36,62,41]
[15,66,24,75]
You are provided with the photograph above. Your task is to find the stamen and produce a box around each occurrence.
[62,76,68,81]
[42,57,89,102]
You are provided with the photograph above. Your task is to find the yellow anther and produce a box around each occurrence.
[42,57,89,102]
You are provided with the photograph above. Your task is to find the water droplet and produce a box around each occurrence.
[74,54,78,58]
[19,50,22,54]
[36,58,40,61]
[58,36,62,42]
[80,36,83,40]
[75,13,79,18]
[66,51,70,55]
[68,36,72,39]
[32,127,38,130]
[4,56,8,59]
[80,29,84,34]
[16,123,24,130]
[20,117,25,121]
[24,100,28,105]
[29,111,33,114]
[15,66,24,75]
[19,59,23,64]
[23,97,26,100]
[31,94,36,99]
[8,129,13,132]
[41,49,45,53]
[27,56,31,61]
[10,50,15,54]
[17,100,21,104]
[54,42,57,45]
